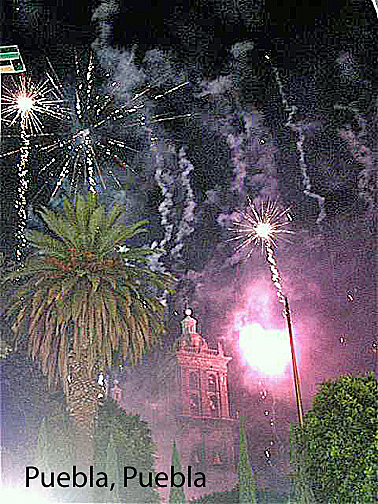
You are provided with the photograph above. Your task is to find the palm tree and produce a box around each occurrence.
[2,192,175,468]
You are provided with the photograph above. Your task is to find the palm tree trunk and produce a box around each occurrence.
[67,351,102,469]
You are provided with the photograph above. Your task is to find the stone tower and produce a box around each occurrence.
[174,309,237,499]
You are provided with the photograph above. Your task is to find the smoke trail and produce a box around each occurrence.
[296,126,327,223]
[91,0,120,49]
[149,142,176,271]
[228,133,248,195]
[171,147,196,260]
[339,126,377,213]
[266,55,326,223]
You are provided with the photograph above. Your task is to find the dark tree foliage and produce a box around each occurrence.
[95,398,160,504]
[291,373,378,503]
[189,487,239,504]
[1,352,160,502]
[0,350,65,485]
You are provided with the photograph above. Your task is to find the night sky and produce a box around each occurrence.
[1,0,377,495]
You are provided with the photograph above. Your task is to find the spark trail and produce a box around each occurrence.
[14,114,30,260]
[230,199,292,303]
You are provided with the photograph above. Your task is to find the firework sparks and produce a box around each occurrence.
[1,73,69,134]
[36,49,145,197]
[1,74,69,259]
[230,199,292,303]
[231,199,292,252]
[12,49,192,200]
[2,49,194,259]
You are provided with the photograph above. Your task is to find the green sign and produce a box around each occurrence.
[0,45,26,74]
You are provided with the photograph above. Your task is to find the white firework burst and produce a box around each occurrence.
[2,48,192,201]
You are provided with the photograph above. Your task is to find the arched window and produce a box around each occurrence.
[189,371,199,390]
[213,447,226,466]
[189,393,200,416]
[209,394,219,417]
[191,447,203,467]
[208,373,217,391]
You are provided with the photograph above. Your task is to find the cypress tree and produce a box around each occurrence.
[238,420,257,504]
[169,440,186,504]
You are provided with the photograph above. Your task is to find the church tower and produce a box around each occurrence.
[174,309,237,498]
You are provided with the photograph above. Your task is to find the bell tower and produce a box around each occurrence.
[175,309,237,498]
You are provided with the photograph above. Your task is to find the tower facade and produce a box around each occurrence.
[174,310,237,499]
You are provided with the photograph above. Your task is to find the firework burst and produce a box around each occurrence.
[31,49,191,199]
[1,73,69,133]
[230,199,293,303]
[1,49,193,258]
[230,198,292,251]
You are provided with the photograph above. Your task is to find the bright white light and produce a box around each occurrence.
[255,222,273,241]
[17,95,34,113]
[239,322,292,376]
[97,372,104,386]
[0,487,52,503]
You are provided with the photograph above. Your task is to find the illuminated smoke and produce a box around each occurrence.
[91,0,120,49]
[228,133,248,194]
[195,75,233,98]
[171,147,196,260]
[238,322,291,376]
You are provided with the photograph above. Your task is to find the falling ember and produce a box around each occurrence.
[238,322,292,376]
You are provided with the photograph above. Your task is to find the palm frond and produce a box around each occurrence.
[62,197,78,228]
[26,230,67,255]
[3,192,175,394]
[106,203,127,229]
